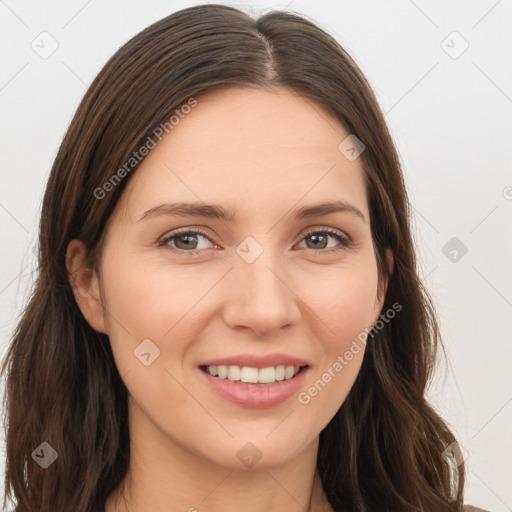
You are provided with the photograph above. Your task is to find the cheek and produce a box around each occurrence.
[293,259,377,416]
[101,249,232,381]
[99,252,187,368]
[330,280,377,349]
[103,248,206,328]
[296,275,374,424]
[298,346,364,433]
[296,256,379,346]
[100,256,202,418]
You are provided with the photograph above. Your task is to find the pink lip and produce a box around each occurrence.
[199,353,309,368]
[198,366,310,409]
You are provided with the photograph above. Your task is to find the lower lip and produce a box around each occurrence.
[198,366,310,409]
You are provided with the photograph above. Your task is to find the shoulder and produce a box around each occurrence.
[463,505,493,512]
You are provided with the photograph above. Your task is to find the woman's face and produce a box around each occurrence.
[92,86,390,470]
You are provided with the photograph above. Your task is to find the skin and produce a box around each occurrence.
[67,86,393,512]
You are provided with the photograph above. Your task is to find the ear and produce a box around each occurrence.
[66,239,108,334]
[372,247,394,322]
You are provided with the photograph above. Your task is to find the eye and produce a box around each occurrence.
[158,228,214,255]
[297,228,351,254]
[158,227,351,256]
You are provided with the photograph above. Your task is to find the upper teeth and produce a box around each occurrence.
[205,365,302,383]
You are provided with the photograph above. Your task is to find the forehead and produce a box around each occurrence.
[162,86,351,159]
[117,86,368,224]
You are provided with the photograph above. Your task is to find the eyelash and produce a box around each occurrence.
[158,227,351,256]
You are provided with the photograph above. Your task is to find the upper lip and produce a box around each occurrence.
[199,353,309,369]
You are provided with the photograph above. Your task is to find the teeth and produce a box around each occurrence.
[275,365,285,381]
[240,366,259,383]
[205,364,303,384]
[227,365,241,380]
[258,366,275,383]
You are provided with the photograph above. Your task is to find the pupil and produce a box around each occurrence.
[178,234,197,249]
[309,234,326,249]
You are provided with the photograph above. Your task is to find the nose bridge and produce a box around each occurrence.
[237,236,287,301]
[223,234,300,335]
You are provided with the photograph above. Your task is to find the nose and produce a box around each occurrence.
[222,248,301,338]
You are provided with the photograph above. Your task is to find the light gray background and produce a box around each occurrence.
[1,1,511,510]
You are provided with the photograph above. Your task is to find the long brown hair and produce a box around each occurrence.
[1,4,464,511]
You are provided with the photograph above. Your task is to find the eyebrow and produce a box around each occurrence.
[137,200,366,223]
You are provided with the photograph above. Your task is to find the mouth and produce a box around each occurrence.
[198,363,311,408]
[199,364,309,386]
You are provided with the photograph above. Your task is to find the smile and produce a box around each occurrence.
[200,364,307,384]
[198,364,310,408]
